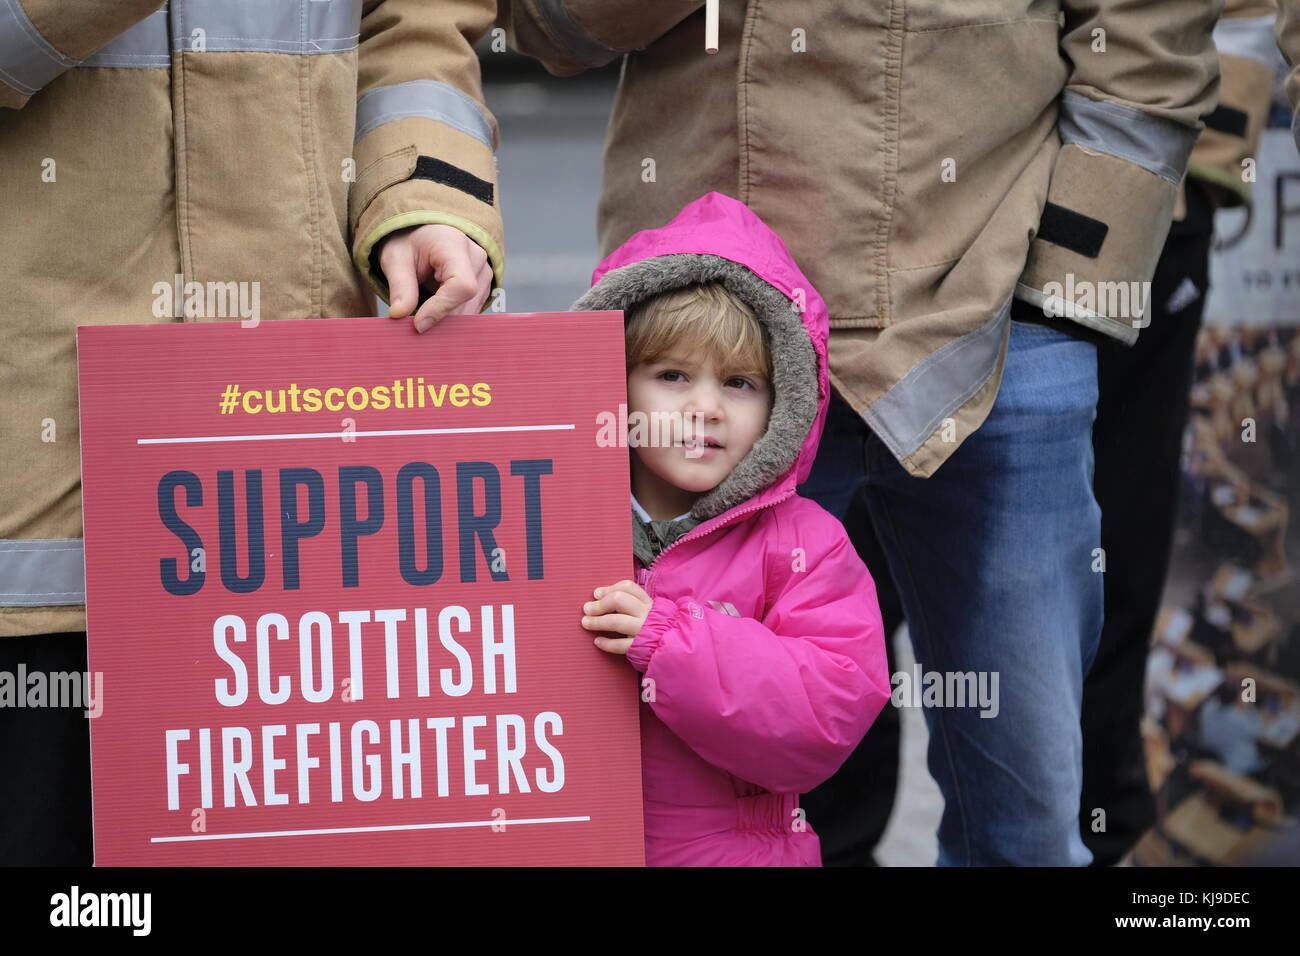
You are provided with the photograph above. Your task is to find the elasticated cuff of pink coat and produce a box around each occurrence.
[627,596,678,673]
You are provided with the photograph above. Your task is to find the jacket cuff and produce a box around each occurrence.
[349,113,504,305]
[1015,93,1197,345]
[354,206,505,307]
[1185,50,1279,211]
[1016,147,1179,346]
[564,0,704,56]
[627,596,678,673]
[502,1,703,77]
[501,0,618,77]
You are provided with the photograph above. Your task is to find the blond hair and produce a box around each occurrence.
[624,282,771,380]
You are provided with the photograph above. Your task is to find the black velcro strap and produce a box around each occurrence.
[410,155,494,205]
[1203,104,1249,138]
[1036,202,1108,259]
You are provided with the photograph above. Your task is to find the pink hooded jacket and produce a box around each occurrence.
[572,192,892,866]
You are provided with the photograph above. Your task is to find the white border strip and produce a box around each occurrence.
[138,424,576,445]
[152,814,591,843]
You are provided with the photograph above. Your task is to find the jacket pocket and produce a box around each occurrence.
[348,145,419,234]
[738,1,894,328]
[891,17,1063,273]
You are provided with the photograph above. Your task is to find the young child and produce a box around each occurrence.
[571,192,891,866]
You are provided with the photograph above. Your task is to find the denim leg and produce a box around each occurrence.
[860,318,1104,865]
[799,391,904,864]
[797,390,870,521]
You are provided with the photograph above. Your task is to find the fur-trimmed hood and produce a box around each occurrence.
[572,192,830,522]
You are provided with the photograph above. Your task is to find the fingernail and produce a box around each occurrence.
[581,616,591,626]
[595,588,605,596]
[583,602,593,612]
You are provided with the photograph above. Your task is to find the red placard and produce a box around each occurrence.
[76,313,642,866]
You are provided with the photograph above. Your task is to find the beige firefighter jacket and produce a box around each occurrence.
[0,0,505,636]
[501,0,1224,479]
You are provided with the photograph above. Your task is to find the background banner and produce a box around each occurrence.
[1135,55,1300,862]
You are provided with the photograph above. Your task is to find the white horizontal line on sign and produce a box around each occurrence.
[137,424,577,445]
[150,814,592,842]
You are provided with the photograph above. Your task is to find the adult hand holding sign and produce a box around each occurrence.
[378,224,494,333]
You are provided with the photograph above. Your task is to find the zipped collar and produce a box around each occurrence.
[639,487,795,572]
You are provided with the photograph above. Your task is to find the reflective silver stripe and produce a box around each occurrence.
[862,297,1010,462]
[80,8,170,68]
[0,539,85,607]
[171,0,361,55]
[1058,90,1197,186]
[74,0,363,69]
[5,0,365,91]
[356,79,495,148]
[536,0,621,69]
[0,0,77,95]
[1214,15,1283,67]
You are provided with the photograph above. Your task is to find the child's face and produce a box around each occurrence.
[626,350,771,506]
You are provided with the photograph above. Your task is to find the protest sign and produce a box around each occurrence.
[77,313,643,865]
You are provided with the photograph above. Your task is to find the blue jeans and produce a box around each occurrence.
[804,317,1103,865]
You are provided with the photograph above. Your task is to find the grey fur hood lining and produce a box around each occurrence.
[572,253,819,520]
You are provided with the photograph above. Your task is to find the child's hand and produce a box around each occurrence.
[582,580,653,655]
